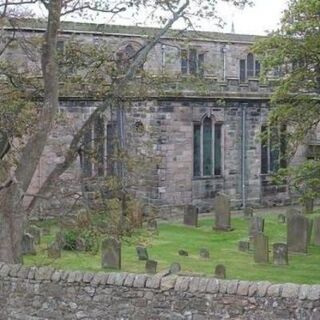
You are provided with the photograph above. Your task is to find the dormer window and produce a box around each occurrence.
[240,53,260,82]
[181,48,204,76]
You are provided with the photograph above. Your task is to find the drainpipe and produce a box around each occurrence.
[240,103,247,209]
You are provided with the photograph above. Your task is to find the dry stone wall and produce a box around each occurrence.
[0,263,320,319]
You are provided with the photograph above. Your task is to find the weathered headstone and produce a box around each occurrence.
[147,219,158,234]
[278,214,286,224]
[199,248,209,259]
[273,243,288,266]
[136,246,148,261]
[286,207,301,217]
[248,216,264,237]
[238,241,250,252]
[48,242,61,259]
[101,238,121,269]
[55,231,66,249]
[183,205,198,227]
[253,233,269,263]
[27,225,41,245]
[214,264,226,279]
[145,260,157,274]
[213,193,232,231]
[22,233,36,255]
[287,215,310,254]
[243,207,253,218]
[169,262,181,274]
[303,198,314,214]
[178,249,188,256]
[314,217,320,246]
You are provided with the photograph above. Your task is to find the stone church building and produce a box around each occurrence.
[3,21,312,215]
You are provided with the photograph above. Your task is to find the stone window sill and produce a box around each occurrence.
[192,175,223,181]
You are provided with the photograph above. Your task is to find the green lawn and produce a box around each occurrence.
[24,213,320,284]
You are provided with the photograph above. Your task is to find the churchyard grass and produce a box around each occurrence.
[24,213,320,284]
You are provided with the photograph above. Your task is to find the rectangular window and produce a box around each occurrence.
[189,48,197,75]
[255,60,261,77]
[261,125,287,174]
[240,59,246,82]
[181,49,188,75]
[193,119,222,177]
[181,48,204,76]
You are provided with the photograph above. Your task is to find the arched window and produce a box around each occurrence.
[193,116,223,177]
[239,53,261,82]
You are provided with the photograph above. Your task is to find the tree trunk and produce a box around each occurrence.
[0,0,62,263]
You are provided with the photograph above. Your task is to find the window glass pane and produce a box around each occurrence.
[181,49,188,74]
[270,127,280,172]
[240,59,246,82]
[198,53,204,76]
[247,53,254,77]
[94,116,105,176]
[214,123,222,175]
[203,117,212,176]
[261,125,268,174]
[107,123,116,175]
[189,48,197,75]
[83,127,93,177]
[255,60,261,77]
[193,124,201,176]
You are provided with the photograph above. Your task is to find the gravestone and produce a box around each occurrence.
[145,260,157,274]
[253,233,269,263]
[48,242,61,259]
[286,207,301,217]
[314,217,320,246]
[27,225,41,245]
[214,264,226,279]
[287,215,310,254]
[273,243,288,265]
[278,214,286,224]
[55,231,66,249]
[136,246,148,260]
[147,219,158,234]
[22,233,36,255]
[303,199,314,214]
[183,205,198,227]
[248,216,264,237]
[238,241,250,252]
[243,207,253,218]
[199,248,209,259]
[178,249,188,256]
[213,193,232,231]
[169,262,181,274]
[101,238,121,269]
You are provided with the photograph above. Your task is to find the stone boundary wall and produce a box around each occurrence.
[0,263,319,319]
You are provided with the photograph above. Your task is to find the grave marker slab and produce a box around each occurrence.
[273,243,288,266]
[238,241,250,252]
[145,260,157,274]
[286,207,301,217]
[213,193,232,231]
[101,238,121,269]
[287,215,310,254]
[253,233,269,263]
[169,262,181,274]
[48,242,61,259]
[22,233,36,255]
[199,248,209,259]
[136,246,149,260]
[248,217,264,237]
[214,264,226,279]
[183,205,199,227]
[314,217,320,246]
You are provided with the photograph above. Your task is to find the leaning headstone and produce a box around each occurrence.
[169,262,181,274]
[22,233,36,255]
[178,249,188,256]
[273,243,288,266]
[199,248,209,259]
[101,238,121,269]
[278,214,286,224]
[238,241,250,252]
[27,225,41,245]
[314,217,320,246]
[214,264,226,279]
[253,233,269,263]
[248,216,264,237]
[243,207,253,218]
[145,260,157,274]
[183,205,198,227]
[47,242,61,259]
[287,215,310,254]
[213,193,232,231]
[136,246,149,261]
